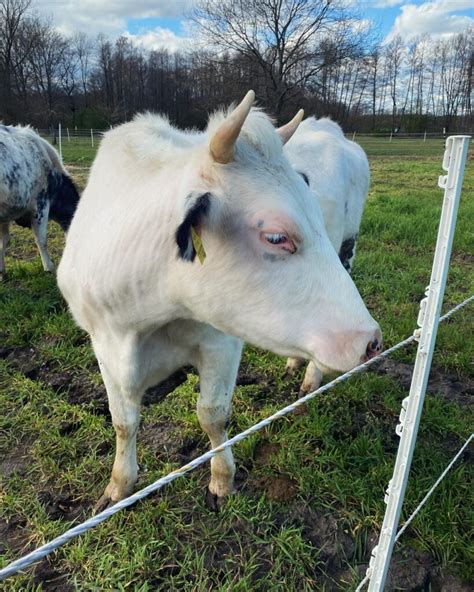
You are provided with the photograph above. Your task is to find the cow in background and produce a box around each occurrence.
[58,91,382,510]
[0,124,80,279]
[282,116,372,394]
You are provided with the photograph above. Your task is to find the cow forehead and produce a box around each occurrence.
[215,159,325,236]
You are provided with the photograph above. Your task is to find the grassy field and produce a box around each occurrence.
[0,137,473,591]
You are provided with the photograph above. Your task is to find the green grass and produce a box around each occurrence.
[356,136,448,158]
[0,139,473,591]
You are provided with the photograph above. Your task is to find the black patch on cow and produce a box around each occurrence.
[48,173,80,231]
[176,193,211,262]
[4,161,20,190]
[36,186,49,224]
[339,235,357,272]
[14,213,32,228]
[298,171,309,186]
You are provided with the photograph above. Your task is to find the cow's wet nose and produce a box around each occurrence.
[366,330,383,360]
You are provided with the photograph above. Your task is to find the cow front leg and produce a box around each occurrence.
[31,204,55,272]
[0,222,9,281]
[300,361,323,395]
[197,334,242,509]
[95,365,142,511]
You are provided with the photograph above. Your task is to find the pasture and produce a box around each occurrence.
[0,137,473,591]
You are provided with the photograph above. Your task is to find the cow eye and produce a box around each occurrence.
[264,232,287,245]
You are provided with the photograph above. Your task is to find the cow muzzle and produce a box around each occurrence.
[364,328,383,361]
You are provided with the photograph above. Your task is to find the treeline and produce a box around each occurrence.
[0,0,472,132]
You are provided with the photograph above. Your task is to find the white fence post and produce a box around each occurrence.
[67,127,70,142]
[424,131,427,142]
[365,135,471,591]
[58,123,62,160]
[389,132,392,142]
[352,131,356,141]
[91,128,94,147]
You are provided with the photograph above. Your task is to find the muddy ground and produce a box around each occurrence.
[0,344,472,591]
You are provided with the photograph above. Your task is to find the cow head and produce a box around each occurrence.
[49,172,80,231]
[174,91,382,373]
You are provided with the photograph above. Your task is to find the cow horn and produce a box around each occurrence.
[210,90,255,164]
[277,109,304,144]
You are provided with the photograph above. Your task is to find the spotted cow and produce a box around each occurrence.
[0,124,80,279]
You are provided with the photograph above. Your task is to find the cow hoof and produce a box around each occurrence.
[205,489,226,512]
[93,494,114,513]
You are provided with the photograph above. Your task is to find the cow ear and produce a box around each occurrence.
[175,192,212,262]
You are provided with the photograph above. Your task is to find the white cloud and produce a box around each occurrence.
[126,26,192,53]
[33,0,195,38]
[385,0,474,43]
[373,0,404,8]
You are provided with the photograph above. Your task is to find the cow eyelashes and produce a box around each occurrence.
[261,232,297,254]
[264,232,287,245]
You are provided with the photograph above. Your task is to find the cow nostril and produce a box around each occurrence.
[366,338,382,360]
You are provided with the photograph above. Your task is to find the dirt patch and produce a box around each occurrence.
[31,561,74,592]
[0,516,78,591]
[354,535,472,592]
[0,517,28,556]
[248,474,299,502]
[430,572,473,591]
[386,547,434,590]
[288,503,355,569]
[0,345,40,380]
[254,442,281,467]
[37,490,85,522]
[140,421,181,462]
[372,358,474,407]
[140,419,207,468]
[1,345,193,417]
[451,251,474,266]
[236,368,276,403]
[0,438,32,479]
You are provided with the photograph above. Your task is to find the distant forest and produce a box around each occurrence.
[1,0,472,132]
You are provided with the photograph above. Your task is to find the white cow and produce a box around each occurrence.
[58,92,382,510]
[283,117,371,395]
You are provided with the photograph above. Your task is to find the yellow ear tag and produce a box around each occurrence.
[191,226,206,264]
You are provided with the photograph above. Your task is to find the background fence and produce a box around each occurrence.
[38,126,472,166]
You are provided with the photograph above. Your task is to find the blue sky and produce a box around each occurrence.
[125,3,408,39]
[36,1,474,50]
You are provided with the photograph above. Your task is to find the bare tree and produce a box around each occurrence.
[0,0,32,119]
[27,18,69,125]
[436,29,473,131]
[191,0,365,117]
[384,35,404,131]
[73,32,93,102]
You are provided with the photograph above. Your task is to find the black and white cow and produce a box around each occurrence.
[0,124,80,279]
